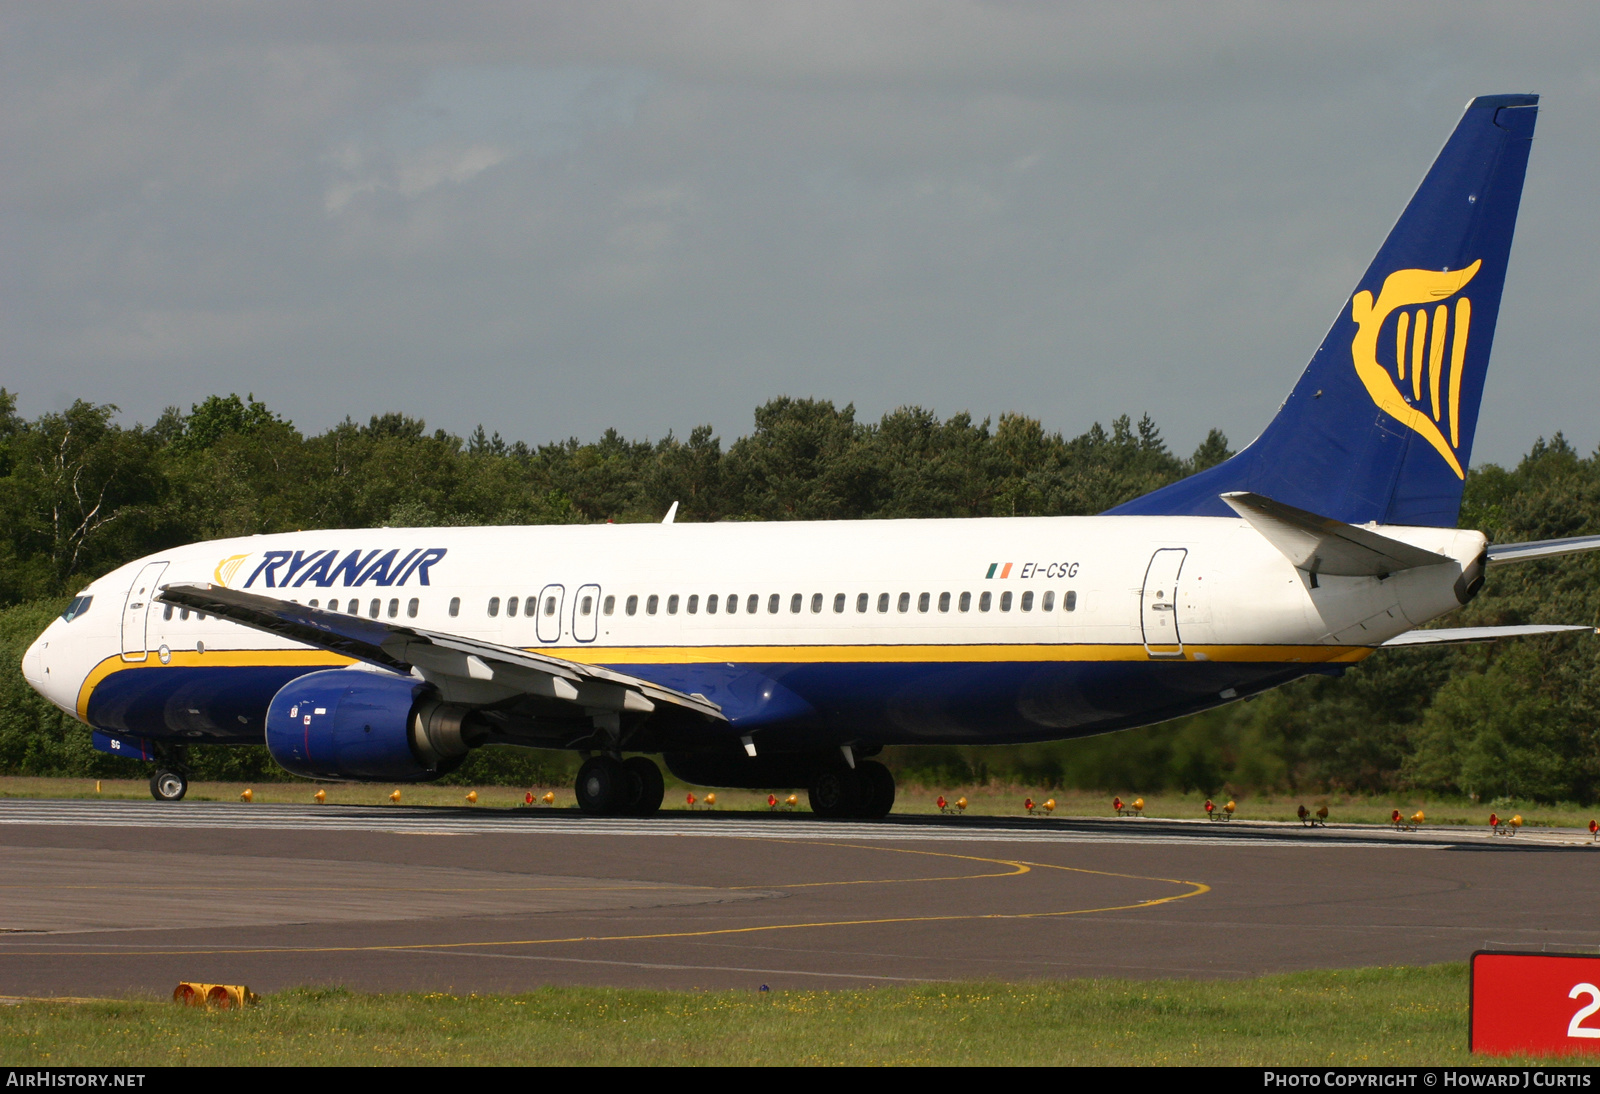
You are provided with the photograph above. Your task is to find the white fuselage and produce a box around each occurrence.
[23,514,1485,750]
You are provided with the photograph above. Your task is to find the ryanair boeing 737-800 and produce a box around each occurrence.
[20,93,1600,817]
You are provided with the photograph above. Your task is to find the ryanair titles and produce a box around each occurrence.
[240,547,447,589]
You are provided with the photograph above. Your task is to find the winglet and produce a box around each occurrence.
[662,501,679,525]
[1221,491,1453,576]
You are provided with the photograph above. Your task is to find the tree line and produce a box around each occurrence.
[1,389,1596,802]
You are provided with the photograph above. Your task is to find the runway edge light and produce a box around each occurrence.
[173,983,257,1009]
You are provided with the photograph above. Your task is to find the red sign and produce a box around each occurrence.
[1472,951,1600,1056]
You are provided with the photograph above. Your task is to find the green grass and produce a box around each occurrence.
[5,776,1594,831]
[0,964,1577,1066]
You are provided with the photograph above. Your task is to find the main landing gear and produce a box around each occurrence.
[575,755,666,816]
[808,760,896,819]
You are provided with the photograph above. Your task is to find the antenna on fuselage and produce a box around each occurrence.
[662,501,679,524]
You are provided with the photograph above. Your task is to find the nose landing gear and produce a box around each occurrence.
[150,769,188,802]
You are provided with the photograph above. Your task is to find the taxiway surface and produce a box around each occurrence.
[0,800,1595,997]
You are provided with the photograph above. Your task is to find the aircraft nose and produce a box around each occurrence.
[22,631,48,692]
[22,624,73,715]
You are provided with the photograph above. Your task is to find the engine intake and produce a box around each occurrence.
[265,668,484,781]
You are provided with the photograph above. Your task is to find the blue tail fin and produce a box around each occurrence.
[1110,94,1538,527]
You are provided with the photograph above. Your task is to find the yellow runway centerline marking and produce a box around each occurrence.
[0,842,1210,959]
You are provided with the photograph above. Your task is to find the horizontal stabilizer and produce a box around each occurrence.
[1221,491,1453,576]
[1382,624,1595,647]
[156,582,725,722]
[1487,533,1600,567]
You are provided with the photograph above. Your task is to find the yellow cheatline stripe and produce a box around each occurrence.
[0,843,1208,959]
[76,649,351,720]
[554,643,1372,667]
[75,642,1372,720]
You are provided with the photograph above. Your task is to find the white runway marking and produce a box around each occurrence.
[0,799,1469,848]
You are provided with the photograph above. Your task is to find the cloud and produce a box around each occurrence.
[4,3,1600,467]
[322,65,651,212]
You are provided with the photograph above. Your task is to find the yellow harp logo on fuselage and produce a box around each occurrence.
[214,554,249,587]
[1349,259,1479,479]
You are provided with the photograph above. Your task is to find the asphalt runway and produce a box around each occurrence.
[0,800,1597,997]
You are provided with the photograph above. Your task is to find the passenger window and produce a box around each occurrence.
[1021,591,1033,611]
[1041,591,1055,611]
[407,598,419,618]
[387,598,399,618]
[507,597,519,617]
[727,594,738,614]
[811,593,823,613]
[1065,590,1077,611]
[449,597,460,617]
[917,592,930,613]
[580,595,594,616]
[488,597,500,617]
[687,594,699,614]
[856,593,869,613]
[790,593,802,613]
[668,594,680,614]
[897,592,910,613]
[308,600,319,609]
[877,592,889,613]
[767,594,779,613]
[163,605,173,621]
[544,596,557,616]
[603,595,615,615]
[181,608,191,621]
[834,593,846,613]
[707,594,718,614]
[647,594,660,615]
[1000,591,1013,612]
[979,591,992,612]
[345,602,357,615]
[938,592,951,613]
[626,595,639,616]
[369,599,381,618]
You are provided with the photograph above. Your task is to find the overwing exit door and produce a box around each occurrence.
[121,561,168,662]
[535,584,565,643]
[572,584,601,643]
[1140,548,1187,658]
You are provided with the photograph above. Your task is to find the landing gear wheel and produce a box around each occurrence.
[855,761,896,819]
[150,769,188,802]
[623,756,665,816]
[807,768,862,819]
[575,756,626,815]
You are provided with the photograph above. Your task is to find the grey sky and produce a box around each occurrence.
[5,3,1598,466]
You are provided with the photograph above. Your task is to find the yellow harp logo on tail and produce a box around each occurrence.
[214,554,249,587]
[1349,259,1480,479]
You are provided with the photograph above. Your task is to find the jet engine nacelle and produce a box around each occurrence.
[265,668,483,782]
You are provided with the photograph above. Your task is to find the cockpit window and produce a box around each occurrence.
[60,595,93,622]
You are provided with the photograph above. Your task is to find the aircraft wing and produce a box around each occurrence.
[1381,624,1596,647]
[1487,534,1600,567]
[156,582,725,722]
[1221,491,1453,576]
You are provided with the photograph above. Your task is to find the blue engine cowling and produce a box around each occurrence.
[265,668,479,782]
